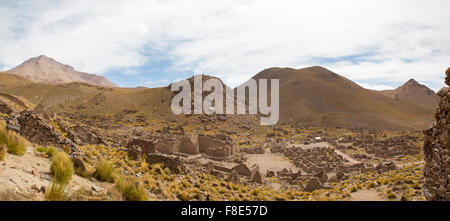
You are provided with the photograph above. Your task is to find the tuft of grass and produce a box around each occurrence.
[387,192,397,200]
[45,146,58,158]
[366,182,375,189]
[0,128,27,156]
[411,183,421,190]
[116,176,148,201]
[349,186,358,193]
[93,160,117,183]
[0,144,6,161]
[50,151,74,185]
[45,182,67,201]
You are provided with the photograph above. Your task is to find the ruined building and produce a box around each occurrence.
[423,67,450,201]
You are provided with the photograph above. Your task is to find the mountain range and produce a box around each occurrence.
[0,56,438,129]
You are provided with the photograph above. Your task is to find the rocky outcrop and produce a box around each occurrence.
[423,67,450,201]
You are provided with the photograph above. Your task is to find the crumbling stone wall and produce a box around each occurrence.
[423,67,450,201]
[0,101,13,115]
[198,134,235,158]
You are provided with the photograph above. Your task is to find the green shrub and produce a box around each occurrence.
[50,151,74,185]
[0,128,27,156]
[93,160,117,183]
[116,176,148,201]
[45,146,58,158]
[0,144,6,161]
[45,182,67,201]
[36,146,46,153]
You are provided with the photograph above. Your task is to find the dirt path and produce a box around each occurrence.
[350,190,384,201]
[333,148,361,165]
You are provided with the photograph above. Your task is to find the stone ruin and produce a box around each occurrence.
[284,146,350,174]
[198,134,235,158]
[0,100,13,115]
[66,124,106,146]
[338,135,421,159]
[6,110,78,152]
[127,132,235,159]
[146,153,187,173]
[423,68,450,201]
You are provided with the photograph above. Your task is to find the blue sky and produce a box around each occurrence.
[0,0,449,90]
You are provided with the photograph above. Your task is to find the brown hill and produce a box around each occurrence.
[0,65,435,130]
[0,72,260,137]
[7,55,117,87]
[246,66,434,130]
[378,79,439,110]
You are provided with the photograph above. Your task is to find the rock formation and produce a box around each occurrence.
[423,67,450,201]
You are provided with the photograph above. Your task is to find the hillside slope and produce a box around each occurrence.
[247,66,434,129]
[378,79,439,110]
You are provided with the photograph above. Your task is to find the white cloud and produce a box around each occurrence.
[144,79,169,86]
[356,82,395,91]
[0,0,449,89]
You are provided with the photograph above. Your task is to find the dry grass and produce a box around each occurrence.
[0,144,6,161]
[45,146,59,158]
[50,151,74,185]
[45,182,67,201]
[116,176,148,201]
[93,160,117,183]
[0,126,27,156]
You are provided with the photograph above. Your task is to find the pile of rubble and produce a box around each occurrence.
[423,68,450,201]
[0,100,13,115]
[6,110,77,152]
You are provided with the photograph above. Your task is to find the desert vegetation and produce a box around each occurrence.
[0,123,27,156]
[50,151,74,185]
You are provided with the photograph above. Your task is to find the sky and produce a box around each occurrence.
[0,0,449,91]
